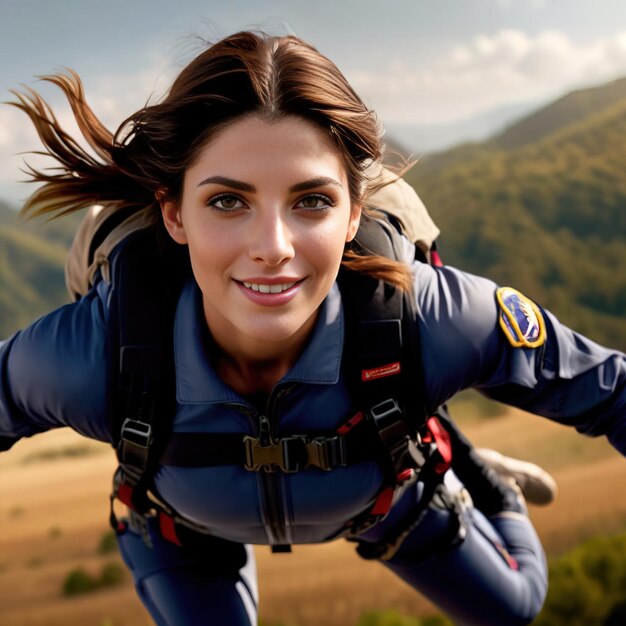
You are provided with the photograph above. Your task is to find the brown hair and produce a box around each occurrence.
[10,31,411,290]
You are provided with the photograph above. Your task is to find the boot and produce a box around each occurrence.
[436,411,556,517]
[475,448,557,506]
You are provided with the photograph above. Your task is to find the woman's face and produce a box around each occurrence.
[161,114,361,357]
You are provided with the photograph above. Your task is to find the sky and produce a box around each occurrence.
[1,0,626,207]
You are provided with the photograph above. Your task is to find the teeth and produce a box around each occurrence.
[243,281,296,294]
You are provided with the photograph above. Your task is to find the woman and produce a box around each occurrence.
[2,31,624,626]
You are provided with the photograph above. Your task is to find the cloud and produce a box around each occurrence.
[350,29,626,125]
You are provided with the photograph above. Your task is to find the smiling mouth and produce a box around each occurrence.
[242,281,298,294]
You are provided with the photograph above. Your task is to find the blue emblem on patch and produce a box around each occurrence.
[496,287,546,348]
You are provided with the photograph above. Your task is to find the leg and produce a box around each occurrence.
[388,507,546,625]
[356,482,547,626]
[116,517,257,626]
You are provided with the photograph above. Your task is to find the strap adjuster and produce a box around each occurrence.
[121,418,153,448]
[119,419,153,483]
[305,437,347,471]
[369,398,426,473]
[243,435,347,473]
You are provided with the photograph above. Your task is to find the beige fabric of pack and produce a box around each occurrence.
[365,163,440,261]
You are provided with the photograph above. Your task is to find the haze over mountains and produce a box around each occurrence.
[1,76,625,350]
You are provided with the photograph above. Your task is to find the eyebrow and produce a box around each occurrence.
[197,176,255,191]
[197,175,343,192]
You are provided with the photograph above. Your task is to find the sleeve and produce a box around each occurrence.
[0,283,113,448]
[413,262,626,455]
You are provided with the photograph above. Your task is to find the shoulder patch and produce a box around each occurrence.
[496,287,546,348]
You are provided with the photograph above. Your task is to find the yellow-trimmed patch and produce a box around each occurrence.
[496,287,546,348]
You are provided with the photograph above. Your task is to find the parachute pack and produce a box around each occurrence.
[65,167,454,557]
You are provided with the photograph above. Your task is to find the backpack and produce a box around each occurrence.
[65,167,453,557]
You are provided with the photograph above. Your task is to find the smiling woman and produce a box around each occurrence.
[160,115,360,384]
[2,30,626,626]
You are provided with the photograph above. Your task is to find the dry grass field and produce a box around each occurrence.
[1,403,625,626]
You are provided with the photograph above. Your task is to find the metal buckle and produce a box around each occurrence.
[121,418,153,448]
[370,398,403,428]
[305,437,347,471]
[119,419,153,481]
[369,398,426,473]
[243,435,347,473]
[244,436,304,473]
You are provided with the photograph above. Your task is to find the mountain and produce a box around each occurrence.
[405,77,626,351]
[0,206,69,335]
[385,99,540,155]
[491,76,626,150]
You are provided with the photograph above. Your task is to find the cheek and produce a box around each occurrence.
[303,222,350,269]
[184,228,233,284]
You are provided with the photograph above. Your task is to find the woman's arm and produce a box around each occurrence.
[414,262,626,454]
[0,285,113,447]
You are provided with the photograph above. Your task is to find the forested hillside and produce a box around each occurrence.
[0,203,69,335]
[405,78,626,351]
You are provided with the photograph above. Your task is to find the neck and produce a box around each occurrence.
[215,353,292,396]
[206,315,318,397]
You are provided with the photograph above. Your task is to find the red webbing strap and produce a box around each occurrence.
[370,487,395,516]
[336,412,364,435]
[116,482,135,510]
[159,512,183,547]
[425,416,453,474]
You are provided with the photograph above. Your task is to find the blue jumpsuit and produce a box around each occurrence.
[1,244,625,626]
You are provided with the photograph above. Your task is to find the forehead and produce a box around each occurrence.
[186,115,348,185]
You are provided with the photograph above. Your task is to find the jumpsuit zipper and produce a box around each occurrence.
[259,385,293,546]
[227,387,293,546]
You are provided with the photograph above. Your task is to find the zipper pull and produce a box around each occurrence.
[258,414,272,446]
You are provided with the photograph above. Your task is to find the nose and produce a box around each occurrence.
[248,209,295,266]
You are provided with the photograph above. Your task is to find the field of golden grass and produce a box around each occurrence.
[1,403,625,626]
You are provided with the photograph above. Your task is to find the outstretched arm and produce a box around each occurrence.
[0,286,113,448]
[413,262,626,455]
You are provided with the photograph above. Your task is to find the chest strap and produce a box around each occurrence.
[156,416,382,473]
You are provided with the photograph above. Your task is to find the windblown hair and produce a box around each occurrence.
[11,31,412,290]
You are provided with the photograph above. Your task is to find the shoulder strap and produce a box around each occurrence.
[107,227,188,513]
[339,216,427,433]
[338,218,429,494]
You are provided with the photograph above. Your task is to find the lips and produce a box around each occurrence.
[242,281,297,294]
[236,278,303,306]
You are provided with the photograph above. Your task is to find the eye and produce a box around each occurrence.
[295,194,334,211]
[207,193,247,213]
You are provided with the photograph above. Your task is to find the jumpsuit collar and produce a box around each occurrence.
[173,280,344,404]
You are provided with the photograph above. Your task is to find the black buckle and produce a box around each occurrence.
[119,419,153,482]
[305,437,347,471]
[369,398,425,473]
[121,418,153,448]
[243,435,347,473]
[369,399,408,444]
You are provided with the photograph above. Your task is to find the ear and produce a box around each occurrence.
[346,204,362,242]
[158,191,188,244]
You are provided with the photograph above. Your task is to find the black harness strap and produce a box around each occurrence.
[107,228,187,525]
[339,218,428,480]
[158,420,380,471]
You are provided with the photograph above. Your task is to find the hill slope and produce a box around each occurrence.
[405,82,626,350]
[492,76,626,150]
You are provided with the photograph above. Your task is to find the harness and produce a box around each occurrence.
[106,217,453,553]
